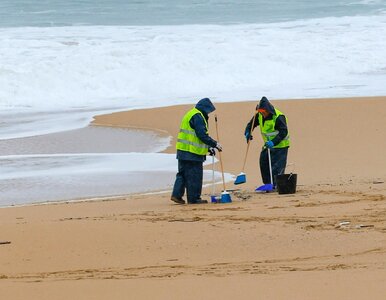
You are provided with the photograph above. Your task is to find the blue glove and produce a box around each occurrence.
[245,132,253,143]
[265,140,274,148]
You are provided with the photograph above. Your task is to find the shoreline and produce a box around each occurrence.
[1,95,385,207]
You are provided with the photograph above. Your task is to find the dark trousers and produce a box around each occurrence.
[259,147,288,186]
[172,160,203,204]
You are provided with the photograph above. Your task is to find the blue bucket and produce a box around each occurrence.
[210,195,220,203]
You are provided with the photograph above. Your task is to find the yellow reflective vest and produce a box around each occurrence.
[258,108,290,148]
[176,108,209,155]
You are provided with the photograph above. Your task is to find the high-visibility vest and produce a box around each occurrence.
[176,108,209,155]
[259,108,290,148]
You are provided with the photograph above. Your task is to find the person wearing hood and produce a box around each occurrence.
[171,98,222,204]
[244,96,290,189]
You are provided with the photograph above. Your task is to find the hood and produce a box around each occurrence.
[257,96,275,115]
[195,98,216,115]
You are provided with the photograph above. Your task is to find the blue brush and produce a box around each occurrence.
[214,114,232,204]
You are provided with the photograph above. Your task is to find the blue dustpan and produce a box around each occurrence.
[255,183,275,193]
[255,148,275,193]
[220,191,232,203]
[234,172,246,185]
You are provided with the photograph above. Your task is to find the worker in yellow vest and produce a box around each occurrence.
[244,96,290,191]
[171,98,222,204]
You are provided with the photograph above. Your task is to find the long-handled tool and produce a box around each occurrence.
[214,115,232,203]
[210,154,218,203]
[267,147,274,189]
[212,154,215,195]
[255,147,275,193]
[234,108,258,185]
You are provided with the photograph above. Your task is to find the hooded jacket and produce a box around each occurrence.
[177,98,218,162]
[245,96,289,147]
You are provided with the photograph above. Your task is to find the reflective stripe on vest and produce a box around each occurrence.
[259,108,290,148]
[176,108,209,155]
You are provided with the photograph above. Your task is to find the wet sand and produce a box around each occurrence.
[0,126,173,206]
[0,96,385,299]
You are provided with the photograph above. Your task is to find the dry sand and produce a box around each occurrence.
[1,97,385,299]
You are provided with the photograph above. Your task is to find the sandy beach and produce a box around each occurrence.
[1,97,386,299]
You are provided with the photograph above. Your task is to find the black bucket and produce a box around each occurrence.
[275,173,297,194]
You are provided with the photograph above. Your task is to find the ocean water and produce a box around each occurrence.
[1,0,386,27]
[0,0,385,205]
[1,0,386,136]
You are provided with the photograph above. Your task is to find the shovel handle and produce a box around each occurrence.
[241,109,258,172]
[212,154,215,195]
[241,141,251,172]
[267,147,273,185]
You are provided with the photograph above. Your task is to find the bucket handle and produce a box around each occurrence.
[279,163,295,177]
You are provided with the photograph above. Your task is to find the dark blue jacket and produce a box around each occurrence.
[245,96,288,147]
[177,98,218,162]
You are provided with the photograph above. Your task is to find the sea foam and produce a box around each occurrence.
[1,15,386,137]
